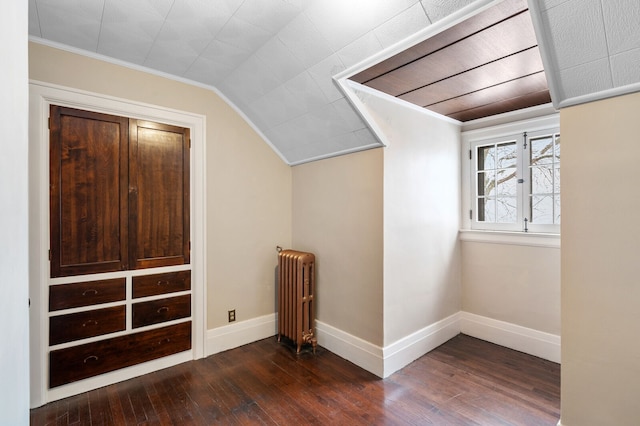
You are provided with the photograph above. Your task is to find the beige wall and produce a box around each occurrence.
[292,149,384,346]
[561,92,640,425]
[29,42,292,329]
[462,242,560,335]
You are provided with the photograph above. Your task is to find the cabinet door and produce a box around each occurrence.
[49,106,129,277]
[129,120,190,269]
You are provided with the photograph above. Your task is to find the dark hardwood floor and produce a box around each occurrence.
[30,334,560,425]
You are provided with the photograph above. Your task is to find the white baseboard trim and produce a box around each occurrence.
[383,312,461,377]
[316,313,461,378]
[315,320,385,377]
[460,311,561,363]
[206,313,277,356]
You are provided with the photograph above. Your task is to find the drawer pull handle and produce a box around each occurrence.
[84,355,99,363]
[157,306,169,314]
[158,338,171,345]
[82,289,98,296]
[82,319,98,327]
[157,280,170,286]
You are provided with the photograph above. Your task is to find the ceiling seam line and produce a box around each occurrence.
[423,71,548,109]
[356,8,531,85]
[446,89,552,119]
[396,45,539,98]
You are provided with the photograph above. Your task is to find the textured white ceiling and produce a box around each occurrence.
[28,0,640,164]
[529,0,640,108]
[28,0,478,164]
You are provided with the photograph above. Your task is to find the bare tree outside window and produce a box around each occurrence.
[529,134,560,225]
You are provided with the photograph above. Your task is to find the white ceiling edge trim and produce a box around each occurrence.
[288,143,384,167]
[332,0,500,83]
[461,102,557,132]
[28,36,291,166]
[527,0,562,109]
[557,82,640,109]
[326,0,499,157]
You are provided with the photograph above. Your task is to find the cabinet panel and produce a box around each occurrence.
[49,322,191,388]
[49,305,125,345]
[132,295,191,328]
[49,106,129,277]
[49,278,126,311]
[132,270,191,298]
[129,120,190,269]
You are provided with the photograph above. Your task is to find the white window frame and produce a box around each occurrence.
[461,114,560,235]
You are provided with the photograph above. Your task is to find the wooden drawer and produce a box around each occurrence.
[132,270,190,298]
[50,305,125,346]
[49,278,126,311]
[49,321,191,388]
[132,295,191,328]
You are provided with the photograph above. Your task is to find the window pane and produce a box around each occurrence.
[497,167,517,196]
[496,142,517,168]
[531,195,554,224]
[496,196,517,223]
[531,136,554,165]
[477,171,495,197]
[477,145,495,171]
[554,196,561,224]
[554,135,560,160]
[478,197,495,222]
[554,166,560,193]
[531,165,554,194]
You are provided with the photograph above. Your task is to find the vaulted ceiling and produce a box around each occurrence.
[28,0,640,165]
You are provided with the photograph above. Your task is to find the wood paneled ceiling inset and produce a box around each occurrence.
[350,0,551,122]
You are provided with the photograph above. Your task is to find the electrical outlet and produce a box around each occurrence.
[228,309,236,322]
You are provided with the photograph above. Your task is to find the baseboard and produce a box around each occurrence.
[315,320,385,377]
[316,313,461,378]
[206,313,277,356]
[460,311,561,363]
[383,312,461,377]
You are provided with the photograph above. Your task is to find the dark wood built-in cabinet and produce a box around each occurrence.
[47,105,192,389]
[49,106,190,277]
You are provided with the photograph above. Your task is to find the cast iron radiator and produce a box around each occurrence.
[277,248,317,353]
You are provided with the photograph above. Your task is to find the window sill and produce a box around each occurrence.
[459,229,560,248]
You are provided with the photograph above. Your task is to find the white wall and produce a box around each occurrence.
[0,0,29,423]
[561,92,640,425]
[353,89,462,347]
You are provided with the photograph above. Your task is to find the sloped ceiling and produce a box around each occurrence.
[28,0,640,165]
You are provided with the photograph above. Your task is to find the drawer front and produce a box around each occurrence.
[50,306,126,346]
[132,295,191,328]
[49,321,191,388]
[132,270,190,298]
[49,278,126,311]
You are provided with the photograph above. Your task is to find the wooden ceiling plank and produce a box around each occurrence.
[350,0,528,84]
[427,72,549,116]
[447,90,552,121]
[399,47,545,107]
[364,11,538,97]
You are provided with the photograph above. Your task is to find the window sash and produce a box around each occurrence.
[469,127,560,234]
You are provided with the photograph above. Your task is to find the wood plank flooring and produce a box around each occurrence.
[30,334,560,425]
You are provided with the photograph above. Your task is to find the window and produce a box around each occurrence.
[468,123,560,233]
